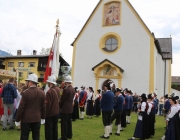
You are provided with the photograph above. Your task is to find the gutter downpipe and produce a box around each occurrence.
[164,59,166,96]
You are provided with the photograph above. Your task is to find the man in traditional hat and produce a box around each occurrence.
[100,82,114,139]
[127,90,133,124]
[45,76,61,140]
[109,88,124,136]
[59,75,75,140]
[79,85,87,120]
[2,77,17,131]
[164,94,171,118]
[15,73,46,140]
[124,88,130,124]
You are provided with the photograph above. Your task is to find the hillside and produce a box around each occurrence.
[0,50,12,56]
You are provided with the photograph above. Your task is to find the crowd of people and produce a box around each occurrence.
[0,76,180,140]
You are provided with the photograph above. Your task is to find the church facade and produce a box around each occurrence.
[71,0,172,97]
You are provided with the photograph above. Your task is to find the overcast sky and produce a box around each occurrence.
[0,0,179,76]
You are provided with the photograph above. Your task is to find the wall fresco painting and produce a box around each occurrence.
[104,2,120,26]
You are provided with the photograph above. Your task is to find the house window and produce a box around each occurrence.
[104,38,118,52]
[8,62,14,67]
[40,63,46,68]
[19,72,23,77]
[28,62,35,67]
[18,62,24,67]
[40,74,44,78]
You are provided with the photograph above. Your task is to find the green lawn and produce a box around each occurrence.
[0,113,165,140]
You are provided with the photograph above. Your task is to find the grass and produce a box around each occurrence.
[0,112,165,140]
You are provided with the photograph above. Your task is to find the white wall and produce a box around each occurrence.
[73,0,151,94]
[165,59,171,94]
[155,50,165,98]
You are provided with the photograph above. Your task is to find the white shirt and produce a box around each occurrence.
[141,102,146,112]
[147,101,153,114]
[87,92,93,100]
[166,105,178,121]
[94,94,101,101]
[73,93,78,102]
[177,104,180,111]
[16,91,22,109]
[175,104,180,112]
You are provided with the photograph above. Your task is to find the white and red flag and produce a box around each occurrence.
[44,20,61,93]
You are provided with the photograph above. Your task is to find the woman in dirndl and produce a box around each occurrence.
[128,93,149,140]
[161,96,180,140]
[86,87,94,118]
[147,94,154,138]
[71,87,79,121]
[93,89,101,117]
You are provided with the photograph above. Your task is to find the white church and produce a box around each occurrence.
[71,0,172,97]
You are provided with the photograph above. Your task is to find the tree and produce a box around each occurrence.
[40,47,50,55]
[171,83,179,90]
[40,47,63,57]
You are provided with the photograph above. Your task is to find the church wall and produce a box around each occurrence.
[161,59,165,96]
[155,48,165,98]
[154,46,157,94]
[73,0,152,93]
[165,59,171,95]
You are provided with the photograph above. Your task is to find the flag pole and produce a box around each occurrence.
[44,19,61,93]
[56,19,61,80]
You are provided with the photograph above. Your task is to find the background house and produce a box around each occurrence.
[0,50,69,87]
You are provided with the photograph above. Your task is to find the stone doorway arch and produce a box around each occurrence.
[92,59,124,91]
[101,79,116,93]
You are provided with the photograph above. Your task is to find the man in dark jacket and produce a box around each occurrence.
[127,90,133,124]
[15,73,46,140]
[109,88,124,136]
[2,77,17,130]
[132,93,139,113]
[164,94,171,118]
[100,82,114,139]
[45,76,61,140]
[59,75,75,140]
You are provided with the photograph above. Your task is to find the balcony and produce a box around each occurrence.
[37,67,46,72]
[0,65,5,69]
[38,78,44,82]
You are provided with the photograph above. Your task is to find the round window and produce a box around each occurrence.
[99,32,121,54]
[103,38,118,52]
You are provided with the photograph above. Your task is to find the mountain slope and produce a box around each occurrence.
[0,50,12,56]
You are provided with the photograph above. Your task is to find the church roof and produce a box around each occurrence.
[92,59,124,73]
[71,0,154,46]
[157,38,172,59]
